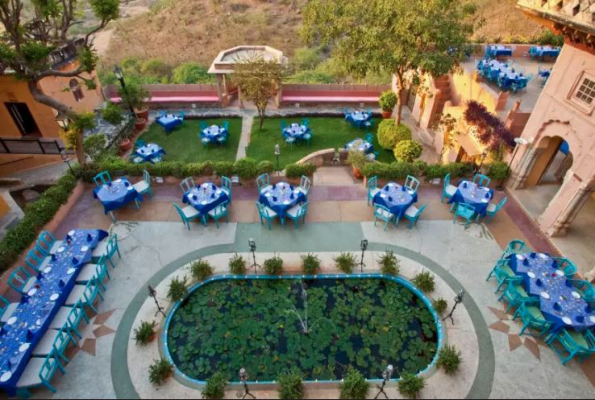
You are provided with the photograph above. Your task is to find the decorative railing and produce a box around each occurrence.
[0,137,67,155]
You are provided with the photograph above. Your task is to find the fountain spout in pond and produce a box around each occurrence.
[283,281,337,336]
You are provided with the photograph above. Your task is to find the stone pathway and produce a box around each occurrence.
[236,113,255,160]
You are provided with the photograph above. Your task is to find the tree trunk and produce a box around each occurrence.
[258,107,266,131]
[394,74,404,127]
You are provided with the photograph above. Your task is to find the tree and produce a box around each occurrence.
[232,56,284,130]
[432,113,460,163]
[0,0,120,165]
[302,0,480,126]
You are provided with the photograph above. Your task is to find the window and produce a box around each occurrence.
[69,79,84,102]
[574,77,595,107]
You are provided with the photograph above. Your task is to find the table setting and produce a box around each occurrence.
[258,182,307,218]
[93,178,143,215]
[373,183,418,219]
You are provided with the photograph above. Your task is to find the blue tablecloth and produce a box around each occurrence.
[135,143,166,163]
[93,178,143,214]
[449,181,493,217]
[182,183,229,215]
[201,125,228,141]
[373,183,418,219]
[486,45,513,57]
[283,124,309,140]
[477,59,528,90]
[530,46,561,58]
[346,112,371,128]
[157,116,183,132]
[0,229,108,396]
[345,139,373,154]
[509,253,595,332]
[258,182,306,218]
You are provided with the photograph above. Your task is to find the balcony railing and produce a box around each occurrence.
[0,137,67,155]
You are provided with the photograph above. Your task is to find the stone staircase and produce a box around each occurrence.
[433,75,453,117]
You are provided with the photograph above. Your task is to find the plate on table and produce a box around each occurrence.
[50,293,59,302]
[67,268,76,275]
[516,255,524,260]
[541,292,550,300]
[539,253,548,259]
[68,230,76,236]
[528,272,536,279]
[81,246,89,252]
[0,372,12,383]
[201,201,208,205]
[380,194,387,199]
[127,186,134,191]
[44,267,52,274]
[572,292,581,299]
[562,317,573,325]
[216,190,222,196]
[6,317,17,325]
[590,316,595,324]
[283,201,290,205]
[555,270,564,277]
[57,246,66,253]
[115,179,122,183]
[481,199,489,203]
[27,288,37,297]
[265,193,271,197]
[19,343,30,353]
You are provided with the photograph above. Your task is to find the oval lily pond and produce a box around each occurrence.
[166,276,439,382]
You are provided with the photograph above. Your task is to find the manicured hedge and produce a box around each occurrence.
[363,161,475,181]
[0,173,78,273]
[285,163,317,179]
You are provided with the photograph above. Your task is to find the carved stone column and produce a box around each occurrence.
[508,146,544,190]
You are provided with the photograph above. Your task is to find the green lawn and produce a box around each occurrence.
[138,118,242,163]
[246,117,396,167]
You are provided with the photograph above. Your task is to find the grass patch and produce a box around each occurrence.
[246,117,396,168]
[138,118,241,163]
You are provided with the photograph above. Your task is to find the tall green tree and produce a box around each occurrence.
[0,0,120,165]
[302,0,480,126]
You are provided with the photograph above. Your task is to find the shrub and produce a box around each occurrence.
[83,134,107,161]
[379,90,397,112]
[278,368,304,400]
[413,271,435,293]
[140,58,171,81]
[285,163,317,178]
[171,62,214,84]
[346,150,369,170]
[213,161,235,177]
[340,367,369,399]
[229,253,247,275]
[148,358,173,386]
[334,253,357,274]
[377,120,412,150]
[257,160,275,175]
[167,276,188,302]
[437,345,462,375]
[398,373,425,399]
[394,140,423,162]
[301,253,321,275]
[487,161,510,182]
[234,158,258,180]
[190,259,213,282]
[133,321,157,346]
[202,372,228,399]
[378,251,400,276]
[432,298,448,316]
[264,255,284,275]
[102,102,124,125]
[119,81,151,110]
[362,161,422,180]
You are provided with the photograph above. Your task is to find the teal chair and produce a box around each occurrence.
[482,196,507,223]
[217,134,228,146]
[569,279,595,303]
[286,202,309,228]
[180,177,195,195]
[173,202,202,231]
[367,176,380,206]
[302,118,310,128]
[473,173,491,188]
[206,202,230,228]
[500,239,530,260]
[32,326,76,364]
[15,352,65,397]
[200,134,211,147]
[512,302,552,338]
[403,204,427,229]
[404,175,420,193]
[298,175,311,197]
[93,171,112,187]
[134,139,146,149]
[25,249,50,273]
[374,204,395,231]
[133,170,153,200]
[36,231,62,256]
[256,174,272,194]
[49,301,89,343]
[453,203,476,228]
[221,176,232,201]
[92,234,121,268]
[303,132,312,147]
[8,267,37,295]
[486,259,523,293]
[555,258,578,278]
[285,135,296,148]
[0,295,18,325]
[65,278,104,314]
[441,174,458,203]
[364,133,374,143]
[364,118,374,131]
[256,202,278,230]
[199,121,208,130]
[546,329,595,365]
[280,120,287,135]
[498,282,538,313]
[179,112,185,122]
[222,121,229,130]
[76,256,111,292]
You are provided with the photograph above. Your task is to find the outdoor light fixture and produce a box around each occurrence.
[113,65,135,114]
[476,151,489,174]
[374,365,394,399]
[148,284,166,318]
[497,137,531,191]
[360,239,369,273]
[59,148,74,175]
[248,238,259,274]
[443,290,466,325]
[274,144,281,173]
[239,368,256,399]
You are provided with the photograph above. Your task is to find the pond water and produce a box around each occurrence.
[165,276,439,382]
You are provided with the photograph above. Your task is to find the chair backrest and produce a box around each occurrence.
[39,354,60,386]
[300,176,311,194]
[199,121,208,130]
[556,258,577,276]
[222,121,229,130]
[52,327,73,355]
[456,203,475,216]
[180,177,195,194]
[405,175,420,192]
[0,295,9,314]
[83,279,100,304]
[66,301,86,329]
[179,112,185,121]
[255,201,266,217]
[344,108,350,118]
[143,170,151,185]
[93,171,112,187]
[135,139,146,149]
[106,235,118,258]
[473,174,491,188]
[300,202,310,217]
[173,203,187,222]
[365,133,373,143]
[221,176,232,193]
[281,121,287,131]
[444,173,451,188]
[9,267,31,292]
[256,174,270,191]
[302,118,310,127]
[415,204,427,218]
[496,196,508,211]
[25,250,45,272]
[505,240,528,256]
[37,231,56,255]
[374,204,391,216]
[367,176,378,191]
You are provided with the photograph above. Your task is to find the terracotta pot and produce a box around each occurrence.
[381,110,393,119]
[134,118,147,132]
[352,166,364,180]
[119,139,132,152]
[134,106,150,121]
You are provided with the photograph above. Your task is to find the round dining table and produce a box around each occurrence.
[373,183,418,219]
[258,182,307,218]
[183,182,230,216]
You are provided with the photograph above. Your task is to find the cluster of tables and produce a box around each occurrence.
[449,180,494,217]
[93,178,143,217]
[258,182,307,219]
[156,114,183,133]
[200,125,228,145]
[134,143,166,164]
[529,46,561,59]
[477,59,529,92]
[373,182,418,220]
[485,45,513,58]
[345,111,372,129]
[183,182,229,216]
[0,229,107,396]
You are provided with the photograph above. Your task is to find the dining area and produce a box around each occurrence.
[92,170,153,223]
[281,119,313,148]
[199,121,230,147]
[255,173,310,230]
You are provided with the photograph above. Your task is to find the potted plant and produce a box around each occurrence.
[346,150,369,180]
[134,118,147,132]
[379,90,397,119]
[120,82,152,120]
[148,358,173,386]
[102,102,124,126]
[133,321,157,346]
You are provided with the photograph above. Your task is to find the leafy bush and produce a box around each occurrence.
[213,161,235,177]
[83,134,107,161]
[140,58,171,81]
[264,255,284,275]
[101,102,124,125]
[234,158,259,180]
[533,29,565,46]
[133,321,157,346]
[257,160,275,175]
[432,298,448,316]
[285,163,317,178]
[202,372,228,399]
[379,90,397,112]
[229,253,247,275]
[362,161,423,180]
[377,120,412,150]
[334,253,357,274]
[340,367,369,399]
[277,368,304,400]
[190,259,213,282]
[148,358,173,386]
[167,276,188,302]
[346,150,369,170]
[378,251,400,276]
[437,345,462,375]
[487,161,510,181]
[394,140,423,162]
[301,253,321,275]
[171,62,215,84]
[413,271,435,293]
[398,373,425,399]
[119,81,152,110]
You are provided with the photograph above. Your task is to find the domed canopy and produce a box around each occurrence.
[208,45,287,75]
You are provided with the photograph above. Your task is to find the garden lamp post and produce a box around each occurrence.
[239,368,256,399]
[443,290,466,325]
[498,137,530,191]
[114,66,135,114]
[274,144,281,173]
[476,151,488,174]
[249,238,260,274]
[374,364,394,399]
[148,284,166,318]
[360,239,369,273]
[59,148,74,175]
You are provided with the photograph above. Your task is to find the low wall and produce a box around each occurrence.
[295,148,350,167]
